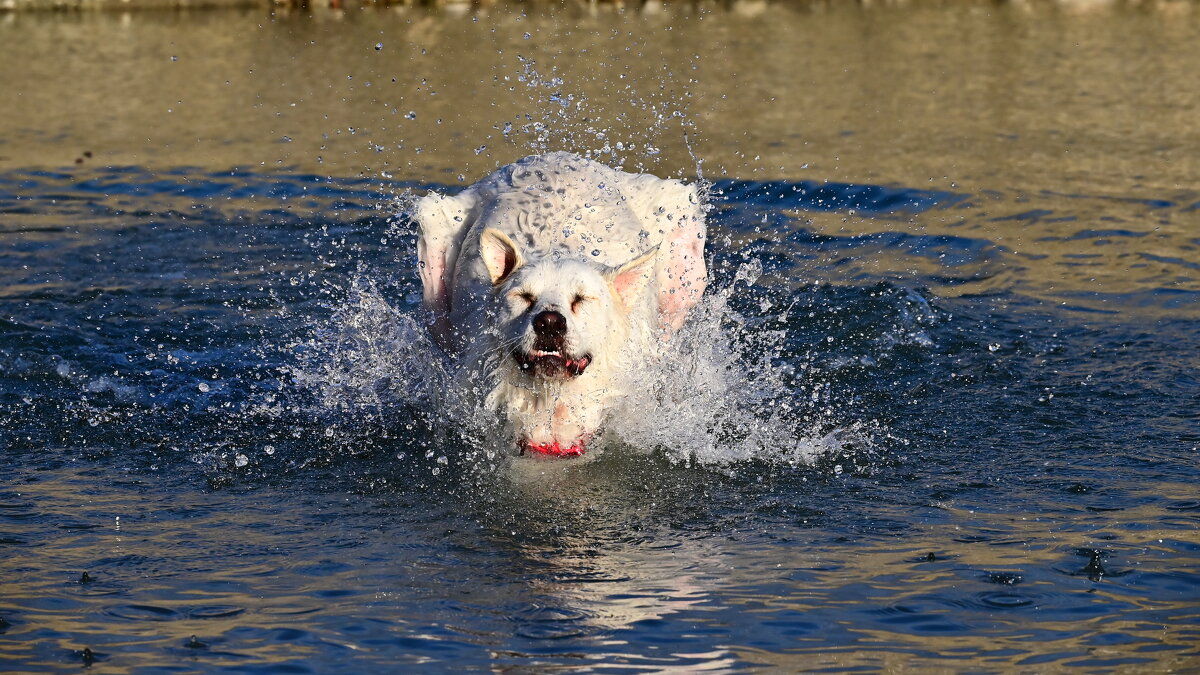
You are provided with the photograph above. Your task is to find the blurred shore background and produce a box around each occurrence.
[2,0,1196,186]
[2,0,1198,13]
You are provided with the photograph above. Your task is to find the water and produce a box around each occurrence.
[2,2,1200,672]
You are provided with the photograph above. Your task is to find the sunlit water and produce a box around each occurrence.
[2,2,1200,673]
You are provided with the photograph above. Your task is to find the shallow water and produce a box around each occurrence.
[2,2,1200,673]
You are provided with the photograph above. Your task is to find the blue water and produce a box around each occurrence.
[1,166,1198,672]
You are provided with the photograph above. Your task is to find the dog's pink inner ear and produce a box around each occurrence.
[609,247,658,308]
[480,228,524,285]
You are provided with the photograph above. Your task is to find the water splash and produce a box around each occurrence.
[606,260,859,467]
[287,278,444,425]
[499,55,700,176]
[283,248,873,470]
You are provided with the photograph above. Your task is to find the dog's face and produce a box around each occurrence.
[478,228,657,384]
[499,259,614,380]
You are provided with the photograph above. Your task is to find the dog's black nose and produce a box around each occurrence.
[532,310,567,337]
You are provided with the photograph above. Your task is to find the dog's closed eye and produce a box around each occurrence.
[570,294,589,313]
[508,290,536,311]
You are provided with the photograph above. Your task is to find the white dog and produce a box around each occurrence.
[413,152,707,457]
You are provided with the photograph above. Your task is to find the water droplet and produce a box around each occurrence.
[197,382,210,392]
[591,249,601,257]
[375,42,383,51]
[405,110,416,120]
[264,445,275,456]
[474,145,487,155]
[170,55,178,62]
[234,454,248,468]
[523,32,532,40]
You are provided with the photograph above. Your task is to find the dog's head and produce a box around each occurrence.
[477,228,657,382]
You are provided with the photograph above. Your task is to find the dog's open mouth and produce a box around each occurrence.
[513,348,592,378]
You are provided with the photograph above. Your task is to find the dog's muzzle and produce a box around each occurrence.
[513,310,592,378]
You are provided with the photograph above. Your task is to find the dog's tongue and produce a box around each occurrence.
[522,440,585,458]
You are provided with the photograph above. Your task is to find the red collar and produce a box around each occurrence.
[521,440,585,457]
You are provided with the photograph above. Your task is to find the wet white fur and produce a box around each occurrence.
[413,152,707,450]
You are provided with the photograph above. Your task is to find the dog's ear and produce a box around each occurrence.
[606,247,659,310]
[413,188,481,347]
[618,173,707,334]
[479,228,525,285]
